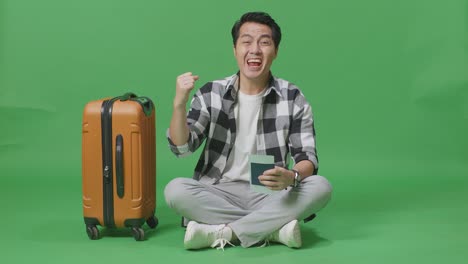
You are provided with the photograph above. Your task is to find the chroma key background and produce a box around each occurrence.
[1,0,467,263]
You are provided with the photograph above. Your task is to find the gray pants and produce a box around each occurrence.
[164,175,332,247]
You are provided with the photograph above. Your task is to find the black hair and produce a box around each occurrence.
[231,12,282,49]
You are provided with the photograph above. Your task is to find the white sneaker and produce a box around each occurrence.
[266,220,302,248]
[184,221,234,250]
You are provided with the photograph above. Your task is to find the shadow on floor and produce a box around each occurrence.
[301,226,332,249]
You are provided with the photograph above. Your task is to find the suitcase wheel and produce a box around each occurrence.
[131,227,145,241]
[146,216,159,229]
[86,225,99,240]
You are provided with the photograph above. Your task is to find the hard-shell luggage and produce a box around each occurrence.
[82,92,158,241]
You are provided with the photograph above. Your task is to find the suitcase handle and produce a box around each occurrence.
[130,97,154,117]
[118,93,154,117]
[119,92,137,101]
[115,134,125,198]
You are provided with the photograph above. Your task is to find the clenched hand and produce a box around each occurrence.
[174,72,199,108]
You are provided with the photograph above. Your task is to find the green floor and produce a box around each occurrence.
[2,158,467,264]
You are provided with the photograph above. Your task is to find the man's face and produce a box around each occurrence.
[234,22,278,83]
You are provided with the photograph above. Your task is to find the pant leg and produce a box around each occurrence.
[229,175,333,247]
[164,177,253,224]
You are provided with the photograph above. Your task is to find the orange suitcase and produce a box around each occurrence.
[82,93,158,241]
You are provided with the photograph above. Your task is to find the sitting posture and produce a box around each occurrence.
[165,11,332,250]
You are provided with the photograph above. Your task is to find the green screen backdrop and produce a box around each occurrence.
[1,0,467,263]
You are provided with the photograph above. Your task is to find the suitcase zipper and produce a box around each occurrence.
[101,99,115,228]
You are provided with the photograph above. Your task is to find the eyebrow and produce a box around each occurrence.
[239,33,272,39]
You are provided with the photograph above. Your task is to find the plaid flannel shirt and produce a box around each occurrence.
[167,73,318,184]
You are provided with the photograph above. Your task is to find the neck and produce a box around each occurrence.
[239,73,270,95]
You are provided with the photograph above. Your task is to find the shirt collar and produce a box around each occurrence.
[226,72,282,99]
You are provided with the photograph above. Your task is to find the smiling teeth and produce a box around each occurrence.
[248,59,262,63]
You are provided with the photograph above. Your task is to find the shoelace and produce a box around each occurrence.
[259,231,279,248]
[209,225,235,251]
[211,238,235,251]
[258,239,271,248]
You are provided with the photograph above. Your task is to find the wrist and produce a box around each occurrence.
[173,93,189,109]
[173,100,187,110]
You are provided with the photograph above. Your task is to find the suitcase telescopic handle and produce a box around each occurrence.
[115,134,125,198]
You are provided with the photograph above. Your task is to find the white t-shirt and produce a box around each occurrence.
[221,89,266,182]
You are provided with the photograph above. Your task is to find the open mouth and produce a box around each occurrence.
[247,58,262,68]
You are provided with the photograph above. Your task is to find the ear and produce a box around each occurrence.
[273,47,279,59]
[233,46,237,56]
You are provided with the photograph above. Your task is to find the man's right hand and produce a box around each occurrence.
[174,72,199,109]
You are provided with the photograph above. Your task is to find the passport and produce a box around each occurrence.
[249,154,275,194]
